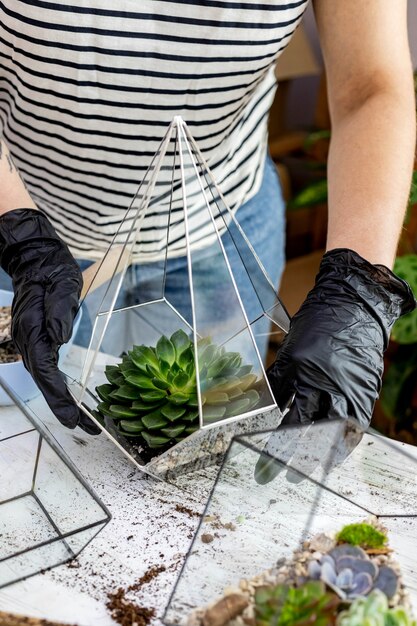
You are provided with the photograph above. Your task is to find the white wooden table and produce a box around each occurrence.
[1,347,417,626]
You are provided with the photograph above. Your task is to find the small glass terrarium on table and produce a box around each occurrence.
[63,116,290,482]
[163,419,417,626]
[0,379,111,589]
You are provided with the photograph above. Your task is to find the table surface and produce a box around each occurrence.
[1,347,417,626]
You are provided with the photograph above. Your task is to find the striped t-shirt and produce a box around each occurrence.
[0,0,310,260]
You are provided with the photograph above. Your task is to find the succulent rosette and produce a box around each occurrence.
[308,544,398,601]
[95,330,261,450]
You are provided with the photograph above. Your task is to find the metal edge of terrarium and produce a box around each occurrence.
[78,120,177,397]
[0,376,112,526]
[0,516,108,574]
[0,426,36,443]
[183,123,291,335]
[176,117,205,432]
[177,117,278,430]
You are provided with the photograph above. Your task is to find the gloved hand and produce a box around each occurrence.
[0,208,100,435]
[267,248,416,429]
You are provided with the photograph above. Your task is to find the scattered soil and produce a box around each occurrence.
[0,611,75,626]
[106,588,155,626]
[175,504,200,518]
[105,564,166,626]
[128,565,166,593]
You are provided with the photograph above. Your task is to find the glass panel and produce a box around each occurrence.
[164,419,417,624]
[33,439,110,535]
[0,430,39,500]
[0,405,34,441]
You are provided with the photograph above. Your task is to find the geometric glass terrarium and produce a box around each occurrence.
[163,419,417,624]
[0,378,111,589]
[64,116,290,481]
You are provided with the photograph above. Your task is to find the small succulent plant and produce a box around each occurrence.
[95,330,260,450]
[308,544,398,601]
[337,589,416,626]
[336,523,387,550]
[255,580,340,626]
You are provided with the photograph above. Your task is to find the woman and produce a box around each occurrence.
[0,0,415,433]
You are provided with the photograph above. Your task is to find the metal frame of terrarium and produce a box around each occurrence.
[63,116,290,480]
[0,378,111,589]
[163,418,417,624]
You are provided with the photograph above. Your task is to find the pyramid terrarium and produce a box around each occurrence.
[63,116,290,480]
[163,419,417,625]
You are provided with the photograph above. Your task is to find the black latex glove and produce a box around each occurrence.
[267,248,416,429]
[0,209,100,435]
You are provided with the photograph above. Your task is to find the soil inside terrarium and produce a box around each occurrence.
[0,306,21,364]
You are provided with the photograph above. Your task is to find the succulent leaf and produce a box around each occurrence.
[168,392,190,405]
[110,385,140,400]
[142,432,170,448]
[141,410,169,430]
[337,590,417,626]
[152,377,170,390]
[96,384,115,402]
[373,566,399,599]
[156,335,175,366]
[203,405,227,421]
[105,365,125,386]
[255,580,340,626]
[130,346,159,370]
[97,402,116,418]
[132,398,165,411]
[172,371,190,389]
[350,572,373,597]
[170,329,190,358]
[160,404,187,421]
[140,390,167,401]
[125,373,157,389]
[109,405,141,418]
[119,419,144,433]
[160,424,186,438]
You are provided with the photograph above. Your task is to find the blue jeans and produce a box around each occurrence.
[0,156,285,362]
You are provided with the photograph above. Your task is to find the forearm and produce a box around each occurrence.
[0,140,37,215]
[326,84,416,267]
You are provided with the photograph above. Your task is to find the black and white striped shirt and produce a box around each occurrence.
[0,0,310,260]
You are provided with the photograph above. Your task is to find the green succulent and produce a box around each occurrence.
[255,580,340,626]
[336,523,387,550]
[337,590,416,626]
[95,330,260,450]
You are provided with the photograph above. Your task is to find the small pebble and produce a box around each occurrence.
[201,533,214,544]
